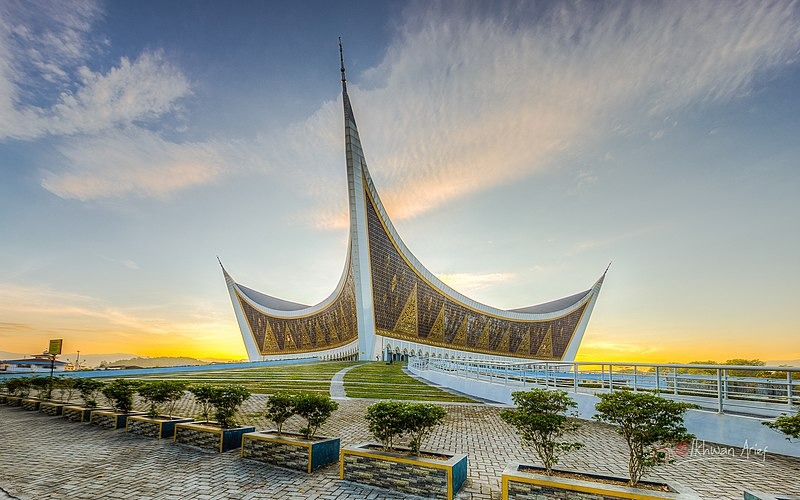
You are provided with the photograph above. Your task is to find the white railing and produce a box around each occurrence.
[409,357,800,417]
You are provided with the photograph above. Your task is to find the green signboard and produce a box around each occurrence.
[48,339,63,356]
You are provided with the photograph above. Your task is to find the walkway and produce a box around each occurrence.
[2,399,800,499]
[329,364,361,399]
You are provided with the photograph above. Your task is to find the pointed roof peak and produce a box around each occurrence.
[339,37,347,89]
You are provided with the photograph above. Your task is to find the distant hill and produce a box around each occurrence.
[107,356,210,368]
[767,359,800,367]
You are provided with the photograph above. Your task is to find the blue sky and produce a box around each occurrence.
[1,0,799,363]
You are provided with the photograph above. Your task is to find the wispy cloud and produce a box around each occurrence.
[435,272,515,294]
[269,1,800,228]
[41,128,224,200]
[0,0,222,201]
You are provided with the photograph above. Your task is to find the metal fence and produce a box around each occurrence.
[409,357,800,417]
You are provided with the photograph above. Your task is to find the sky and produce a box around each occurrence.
[1,0,799,364]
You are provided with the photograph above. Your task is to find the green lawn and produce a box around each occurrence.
[343,362,474,402]
[131,360,361,394]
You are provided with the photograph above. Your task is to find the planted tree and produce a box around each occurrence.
[189,384,217,423]
[293,393,339,439]
[138,381,188,418]
[101,379,140,413]
[365,401,408,451]
[76,378,105,408]
[365,401,447,455]
[55,376,78,403]
[29,376,50,399]
[403,403,447,455]
[764,413,800,441]
[13,377,32,398]
[500,389,583,475]
[5,378,23,396]
[208,384,251,429]
[265,392,297,434]
[594,391,696,486]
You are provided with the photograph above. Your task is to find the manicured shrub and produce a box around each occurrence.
[594,391,696,486]
[365,401,447,455]
[29,376,50,399]
[293,393,339,439]
[500,389,583,475]
[55,376,78,403]
[265,392,297,434]
[10,377,32,398]
[189,384,216,423]
[764,413,800,441]
[208,385,251,429]
[138,380,189,418]
[75,378,105,408]
[365,401,408,451]
[100,379,140,413]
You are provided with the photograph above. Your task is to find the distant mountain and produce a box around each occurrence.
[107,356,210,368]
[1,351,136,368]
[767,359,800,367]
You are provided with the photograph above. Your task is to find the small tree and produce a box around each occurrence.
[594,391,696,486]
[29,376,50,399]
[189,384,217,423]
[5,378,24,396]
[208,385,251,429]
[500,389,583,475]
[55,376,78,403]
[101,379,140,413]
[76,378,105,408]
[138,381,188,418]
[403,403,447,455]
[293,393,339,439]
[265,392,297,434]
[160,380,189,418]
[764,413,800,441]
[365,401,408,451]
[365,401,447,455]
[14,377,32,398]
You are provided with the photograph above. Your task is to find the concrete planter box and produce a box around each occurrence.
[341,442,468,500]
[89,410,145,429]
[63,405,109,422]
[127,415,194,439]
[39,401,68,416]
[242,430,340,473]
[0,394,6,404]
[174,422,255,453]
[21,398,41,411]
[5,396,22,407]
[501,462,700,500]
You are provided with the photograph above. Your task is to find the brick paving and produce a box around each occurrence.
[1,385,800,498]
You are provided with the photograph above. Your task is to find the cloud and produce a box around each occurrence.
[267,0,800,228]
[435,272,515,294]
[41,127,224,200]
[0,0,219,201]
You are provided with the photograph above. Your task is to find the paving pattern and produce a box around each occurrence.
[1,382,800,499]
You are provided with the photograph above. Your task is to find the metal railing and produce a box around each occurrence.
[409,357,800,417]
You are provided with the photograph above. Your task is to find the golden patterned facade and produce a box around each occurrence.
[364,188,588,360]
[233,266,359,355]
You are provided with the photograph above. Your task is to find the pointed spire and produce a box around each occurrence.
[339,37,347,89]
[339,37,356,125]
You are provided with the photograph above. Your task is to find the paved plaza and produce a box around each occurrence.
[1,386,799,499]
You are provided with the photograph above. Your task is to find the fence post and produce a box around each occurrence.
[574,363,579,393]
[633,365,638,392]
[788,371,794,407]
[609,364,614,393]
[655,366,660,396]
[717,368,724,413]
[673,367,678,396]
